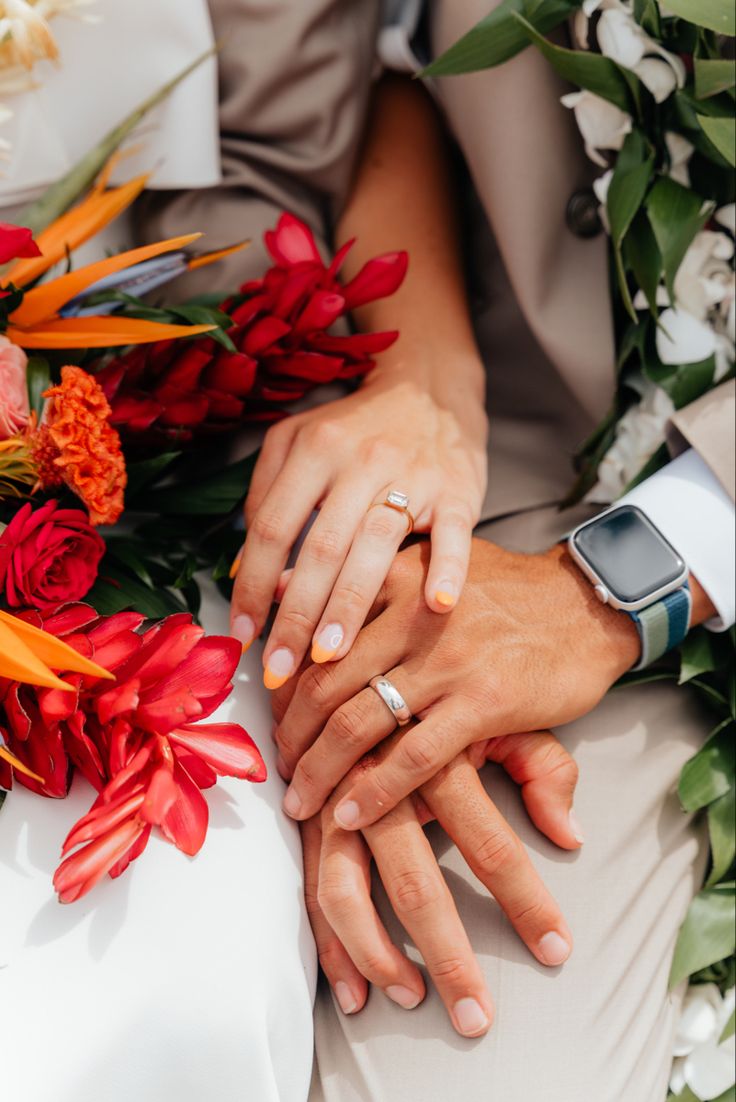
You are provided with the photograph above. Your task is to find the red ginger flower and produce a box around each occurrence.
[36,366,127,525]
[0,604,265,902]
[0,222,41,265]
[94,213,409,446]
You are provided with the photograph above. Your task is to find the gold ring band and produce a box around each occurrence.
[368,491,414,537]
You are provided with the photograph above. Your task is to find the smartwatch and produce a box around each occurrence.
[567,504,691,670]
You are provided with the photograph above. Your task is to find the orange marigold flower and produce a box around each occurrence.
[41,366,126,526]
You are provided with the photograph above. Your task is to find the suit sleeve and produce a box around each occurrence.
[135,0,381,297]
[666,379,736,502]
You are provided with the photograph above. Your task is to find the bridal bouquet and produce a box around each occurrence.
[0,97,407,904]
[427,5,734,1099]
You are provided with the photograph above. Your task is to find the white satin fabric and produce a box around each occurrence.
[0,580,318,1102]
[1,0,221,208]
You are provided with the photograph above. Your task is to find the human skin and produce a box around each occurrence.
[229,75,489,688]
[275,539,715,829]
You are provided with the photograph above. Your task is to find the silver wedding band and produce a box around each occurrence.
[368,675,412,727]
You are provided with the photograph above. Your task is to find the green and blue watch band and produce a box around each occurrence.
[629,584,692,671]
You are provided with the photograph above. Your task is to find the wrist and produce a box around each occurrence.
[368,342,487,412]
[548,544,641,678]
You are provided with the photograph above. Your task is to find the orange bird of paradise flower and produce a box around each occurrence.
[2,159,245,350]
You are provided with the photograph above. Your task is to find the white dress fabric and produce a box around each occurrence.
[0,580,318,1102]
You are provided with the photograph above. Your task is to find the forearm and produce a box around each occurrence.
[337,75,485,407]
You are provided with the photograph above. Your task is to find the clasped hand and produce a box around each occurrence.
[269,539,640,1036]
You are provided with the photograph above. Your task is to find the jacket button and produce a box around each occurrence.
[566,189,603,238]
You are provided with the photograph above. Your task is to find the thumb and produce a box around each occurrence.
[484,732,583,851]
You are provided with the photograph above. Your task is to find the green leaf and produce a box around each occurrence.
[697,114,736,166]
[669,883,736,988]
[714,1086,736,1102]
[511,13,635,113]
[695,58,736,100]
[623,210,662,316]
[646,177,712,298]
[87,565,186,618]
[678,723,736,811]
[142,454,257,516]
[720,1004,736,1042]
[15,46,217,236]
[25,357,51,419]
[680,629,726,683]
[420,0,578,78]
[622,442,670,492]
[707,785,736,886]
[124,452,182,500]
[607,133,655,319]
[644,355,716,410]
[663,0,735,35]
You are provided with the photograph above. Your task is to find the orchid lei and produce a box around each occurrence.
[426,4,734,1099]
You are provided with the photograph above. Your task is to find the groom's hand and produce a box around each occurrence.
[302,731,581,1038]
[273,537,640,828]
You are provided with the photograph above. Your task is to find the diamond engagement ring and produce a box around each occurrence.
[368,490,415,536]
[368,675,413,727]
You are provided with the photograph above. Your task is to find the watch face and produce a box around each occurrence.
[572,505,685,604]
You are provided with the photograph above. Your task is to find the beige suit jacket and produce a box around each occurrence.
[137,0,735,515]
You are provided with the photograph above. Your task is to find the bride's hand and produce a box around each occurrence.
[230,367,487,689]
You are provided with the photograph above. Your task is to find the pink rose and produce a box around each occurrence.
[0,336,30,441]
[0,500,105,609]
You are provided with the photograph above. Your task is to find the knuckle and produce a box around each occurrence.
[250,510,285,547]
[301,663,337,711]
[278,606,316,636]
[472,829,519,878]
[390,869,441,916]
[430,956,470,985]
[328,704,366,749]
[317,874,356,919]
[352,952,394,986]
[305,419,344,450]
[304,886,323,918]
[398,733,439,775]
[361,510,402,543]
[332,579,369,611]
[307,528,345,567]
[317,940,346,974]
[292,757,316,795]
[360,437,401,467]
[439,507,473,532]
[509,898,548,927]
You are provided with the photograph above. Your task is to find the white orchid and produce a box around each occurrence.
[560,90,632,167]
[575,0,686,104]
[586,375,676,502]
[670,985,736,1101]
[665,131,695,187]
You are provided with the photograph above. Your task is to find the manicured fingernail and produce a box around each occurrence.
[434,582,457,608]
[335,981,359,1015]
[311,623,344,663]
[334,799,360,829]
[538,931,571,966]
[228,550,243,579]
[453,998,489,1037]
[386,985,422,1010]
[569,809,585,845]
[231,614,255,653]
[264,647,295,690]
[282,786,302,818]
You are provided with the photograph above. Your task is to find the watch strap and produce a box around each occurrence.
[629,584,692,670]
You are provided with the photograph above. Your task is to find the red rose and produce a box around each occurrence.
[0,500,105,609]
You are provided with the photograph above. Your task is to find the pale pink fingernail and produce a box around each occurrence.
[335,981,359,1014]
[282,786,302,818]
[334,799,360,829]
[386,985,422,1010]
[231,614,255,652]
[264,647,295,690]
[569,810,585,845]
[434,581,457,608]
[538,932,571,966]
[453,998,489,1037]
[312,623,344,663]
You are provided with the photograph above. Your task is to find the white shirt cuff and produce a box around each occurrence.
[618,449,736,631]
